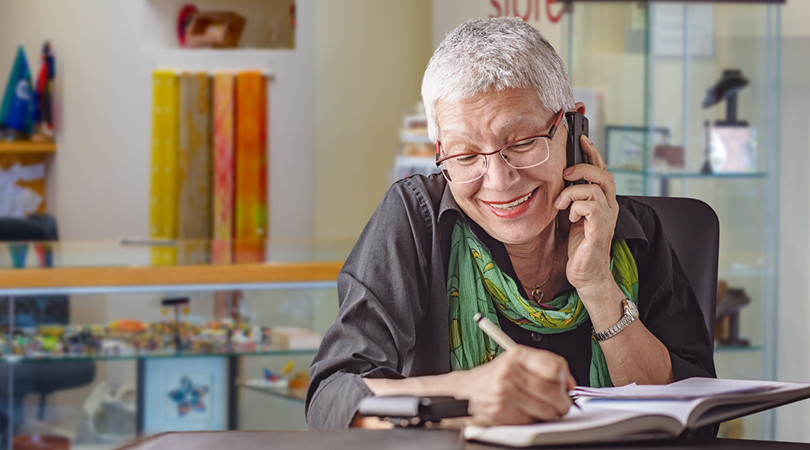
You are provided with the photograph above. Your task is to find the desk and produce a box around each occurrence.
[115,429,810,450]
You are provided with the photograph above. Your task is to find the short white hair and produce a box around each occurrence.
[421,17,574,142]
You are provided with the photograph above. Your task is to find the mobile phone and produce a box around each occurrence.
[565,111,589,188]
[357,395,469,427]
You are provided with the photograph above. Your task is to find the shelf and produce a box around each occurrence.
[609,168,768,179]
[147,49,278,76]
[143,0,296,51]
[0,141,56,154]
[718,267,773,279]
[396,155,435,166]
[238,380,307,403]
[714,345,762,353]
[0,262,342,295]
[400,134,432,144]
[2,348,318,364]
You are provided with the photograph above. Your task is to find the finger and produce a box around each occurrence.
[506,369,570,420]
[477,359,565,423]
[516,376,572,418]
[517,347,572,381]
[562,165,617,207]
[568,200,613,231]
[468,394,536,426]
[513,389,569,421]
[566,373,577,391]
[514,350,574,417]
[555,183,609,212]
[580,135,605,169]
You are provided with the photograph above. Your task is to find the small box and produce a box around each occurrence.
[185,12,246,49]
[272,327,321,350]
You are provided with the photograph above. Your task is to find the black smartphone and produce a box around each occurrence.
[357,395,469,426]
[565,111,589,188]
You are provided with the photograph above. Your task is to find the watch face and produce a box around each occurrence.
[625,299,639,318]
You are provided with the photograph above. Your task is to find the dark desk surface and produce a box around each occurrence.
[117,429,810,450]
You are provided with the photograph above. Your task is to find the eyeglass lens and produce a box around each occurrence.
[440,137,550,183]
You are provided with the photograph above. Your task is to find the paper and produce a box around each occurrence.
[652,4,714,57]
[572,378,777,400]
[18,163,44,181]
[464,407,679,447]
[465,378,810,447]
[0,164,43,216]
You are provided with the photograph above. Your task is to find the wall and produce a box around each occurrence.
[0,0,316,241]
[0,0,434,243]
[0,1,149,240]
[433,0,566,52]
[313,0,433,240]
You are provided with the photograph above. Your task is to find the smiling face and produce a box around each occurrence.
[436,88,566,246]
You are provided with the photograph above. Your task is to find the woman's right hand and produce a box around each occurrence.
[455,345,576,426]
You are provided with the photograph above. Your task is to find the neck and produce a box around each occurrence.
[505,215,561,285]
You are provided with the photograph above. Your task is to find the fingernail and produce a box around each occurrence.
[584,136,593,145]
[554,195,561,206]
[564,167,574,176]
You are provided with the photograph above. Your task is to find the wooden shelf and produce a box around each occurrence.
[0,141,56,154]
[0,261,342,290]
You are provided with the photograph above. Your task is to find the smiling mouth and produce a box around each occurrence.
[486,189,535,211]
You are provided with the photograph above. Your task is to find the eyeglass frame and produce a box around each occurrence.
[434,109,566,183]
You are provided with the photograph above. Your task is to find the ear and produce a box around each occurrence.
[573,101,586,115]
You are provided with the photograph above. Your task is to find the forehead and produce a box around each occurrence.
[435,88,549,139]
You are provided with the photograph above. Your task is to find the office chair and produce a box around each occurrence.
[630,196,720,342]
[0,214,96,429]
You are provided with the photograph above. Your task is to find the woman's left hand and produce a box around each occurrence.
[554,135,619,304]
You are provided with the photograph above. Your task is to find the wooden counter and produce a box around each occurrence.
[0,261,343,290]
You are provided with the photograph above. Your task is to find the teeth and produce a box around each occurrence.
[489,191,533,210]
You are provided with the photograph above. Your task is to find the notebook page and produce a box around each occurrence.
[464,406,681,447]
[571,378,779,400]
[579,397,702,425]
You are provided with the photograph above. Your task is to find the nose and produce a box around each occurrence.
[482,150,519,190]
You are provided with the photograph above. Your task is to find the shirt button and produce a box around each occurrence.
[531,332,543,342]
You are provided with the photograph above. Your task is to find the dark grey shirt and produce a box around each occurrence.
[306,174,716,429]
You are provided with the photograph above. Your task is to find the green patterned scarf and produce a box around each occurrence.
[447,218,638,388]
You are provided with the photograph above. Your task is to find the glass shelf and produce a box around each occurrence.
[1,348,317,364]
[0,238,354,270]
[0,238,353,295]
[715,345,762,353]
[609,168,768,179]
[238,380,307,403]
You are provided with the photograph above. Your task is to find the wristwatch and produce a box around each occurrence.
[592,298,638,342]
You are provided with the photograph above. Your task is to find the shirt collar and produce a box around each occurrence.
[437,180,647,247]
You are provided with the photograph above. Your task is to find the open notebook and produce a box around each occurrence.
[464,378,810,447]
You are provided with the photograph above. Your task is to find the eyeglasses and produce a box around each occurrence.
[435,109,565,184]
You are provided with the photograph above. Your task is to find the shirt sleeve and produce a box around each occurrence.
[628,200,717,381]
[305,180,437,429]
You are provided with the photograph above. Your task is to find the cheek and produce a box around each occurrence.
[448,183,479,209]
[526,151,566,188]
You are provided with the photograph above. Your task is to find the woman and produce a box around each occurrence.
[306,17,714,429]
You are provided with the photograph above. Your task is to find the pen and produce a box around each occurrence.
[473,312,581,410]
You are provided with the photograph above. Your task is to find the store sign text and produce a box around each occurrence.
[489,0,564,24]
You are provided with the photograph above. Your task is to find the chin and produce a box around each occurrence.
[476,213,547,246]
[489,228,543,246]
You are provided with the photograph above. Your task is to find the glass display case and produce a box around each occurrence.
[0,239,351,450]
[560,1,781,440]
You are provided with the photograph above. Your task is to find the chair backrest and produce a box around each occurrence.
[629,196,719,341]
[0,216,54,242]
[0,213,67,325]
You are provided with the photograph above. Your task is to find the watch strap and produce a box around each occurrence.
[592,298,637,342]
